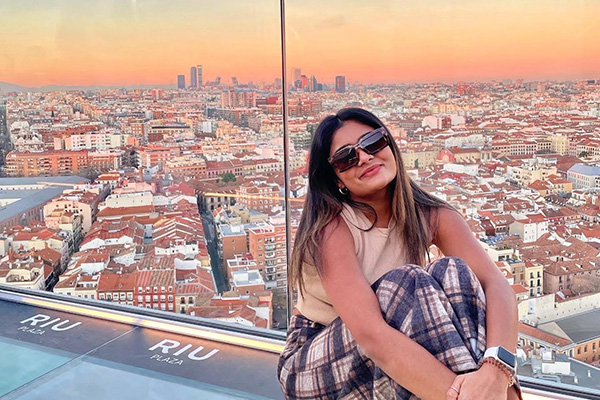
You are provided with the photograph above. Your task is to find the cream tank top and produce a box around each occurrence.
[295,204,408,326]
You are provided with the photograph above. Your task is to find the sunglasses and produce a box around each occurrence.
[328,127,389,172]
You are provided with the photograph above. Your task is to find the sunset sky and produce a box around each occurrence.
[1,0,599,87]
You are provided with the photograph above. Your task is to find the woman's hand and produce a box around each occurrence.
[445,363,509,400]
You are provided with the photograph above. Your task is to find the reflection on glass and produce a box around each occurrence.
[4,358,272,400]
[0,337,74,397]
[285,0,600,394]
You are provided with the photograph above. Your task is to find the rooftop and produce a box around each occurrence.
[0,176,90,224]
[538,308,600,344]
[568,164,600,176]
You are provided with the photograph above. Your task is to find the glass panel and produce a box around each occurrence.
[0,0,286,331]
[0,297,135,396]
[285,0,600,395]
[0,293,283,398]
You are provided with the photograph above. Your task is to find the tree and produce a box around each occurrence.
[578,151,589,158]
[220,172,236,183]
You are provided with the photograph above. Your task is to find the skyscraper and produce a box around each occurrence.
[310,75,317,92]
[292,67,302,90]
[292,68,301,83]
[190,66,197,88]
[300,75,308,90]
[231,77,238,86]
[335,75,346,93]
[177,75,186,89]
[197,65,203,88]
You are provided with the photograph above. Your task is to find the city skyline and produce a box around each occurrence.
[1,0,599,87]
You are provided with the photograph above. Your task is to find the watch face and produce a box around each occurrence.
[497,346,516,369]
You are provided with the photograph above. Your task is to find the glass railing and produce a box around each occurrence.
[0,0,599,398]
[0,284,284,399]
[2,283,599,399]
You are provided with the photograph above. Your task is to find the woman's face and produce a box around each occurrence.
[329,120,397,200]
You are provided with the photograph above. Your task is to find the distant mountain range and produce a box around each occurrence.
[0,81,175,93]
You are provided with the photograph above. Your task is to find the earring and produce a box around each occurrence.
[339,186,349,195]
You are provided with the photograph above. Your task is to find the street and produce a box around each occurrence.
[200,212,228,294]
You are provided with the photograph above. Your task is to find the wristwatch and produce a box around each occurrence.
[482,346,517,386]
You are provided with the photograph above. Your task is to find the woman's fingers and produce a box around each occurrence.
[446,375,464,400]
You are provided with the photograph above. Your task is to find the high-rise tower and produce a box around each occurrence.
[292,68,301,89]
[190,66,197,88]
[335,75,346,93]
[197,65,203,88]
[177,75,186,89]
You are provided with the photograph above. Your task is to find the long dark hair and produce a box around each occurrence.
[291,107,454,295]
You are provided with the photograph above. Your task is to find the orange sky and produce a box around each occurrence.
[1,0,599,87]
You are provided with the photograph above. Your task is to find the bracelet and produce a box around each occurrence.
[481,357,515,387]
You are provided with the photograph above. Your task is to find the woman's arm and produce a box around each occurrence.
[432,207,519,397]
[320,216,457,400]
[432,207,519,354]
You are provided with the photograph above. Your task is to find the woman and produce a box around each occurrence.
[278,108,522,400]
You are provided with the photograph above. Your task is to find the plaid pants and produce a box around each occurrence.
[279,257,520,399]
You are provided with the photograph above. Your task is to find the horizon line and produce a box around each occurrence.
[2,77,599,92]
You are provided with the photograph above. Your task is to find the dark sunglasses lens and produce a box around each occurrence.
[331,148,357,171]
[362,131,387,154]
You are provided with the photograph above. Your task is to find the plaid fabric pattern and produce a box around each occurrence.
[278,256,522,399]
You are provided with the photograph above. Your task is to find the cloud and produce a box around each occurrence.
[314,15,346,29]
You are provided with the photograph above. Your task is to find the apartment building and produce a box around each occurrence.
[54,131,130,151]
[567,164,600,189]
[43,189,100,234]
[236,182,279,213]
[137,145,181,169]
[5,150,89,177]
[247,216,290,293]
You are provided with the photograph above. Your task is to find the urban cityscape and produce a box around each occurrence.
[1,59,600,393]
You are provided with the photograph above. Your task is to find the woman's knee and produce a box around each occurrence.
[425,256,485,303]
[426,256,475,281]
[372,264,436,320]
[377,263,426,283]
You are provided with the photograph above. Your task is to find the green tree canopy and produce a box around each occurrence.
[220,172,236,183]
[578,151,589,158]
